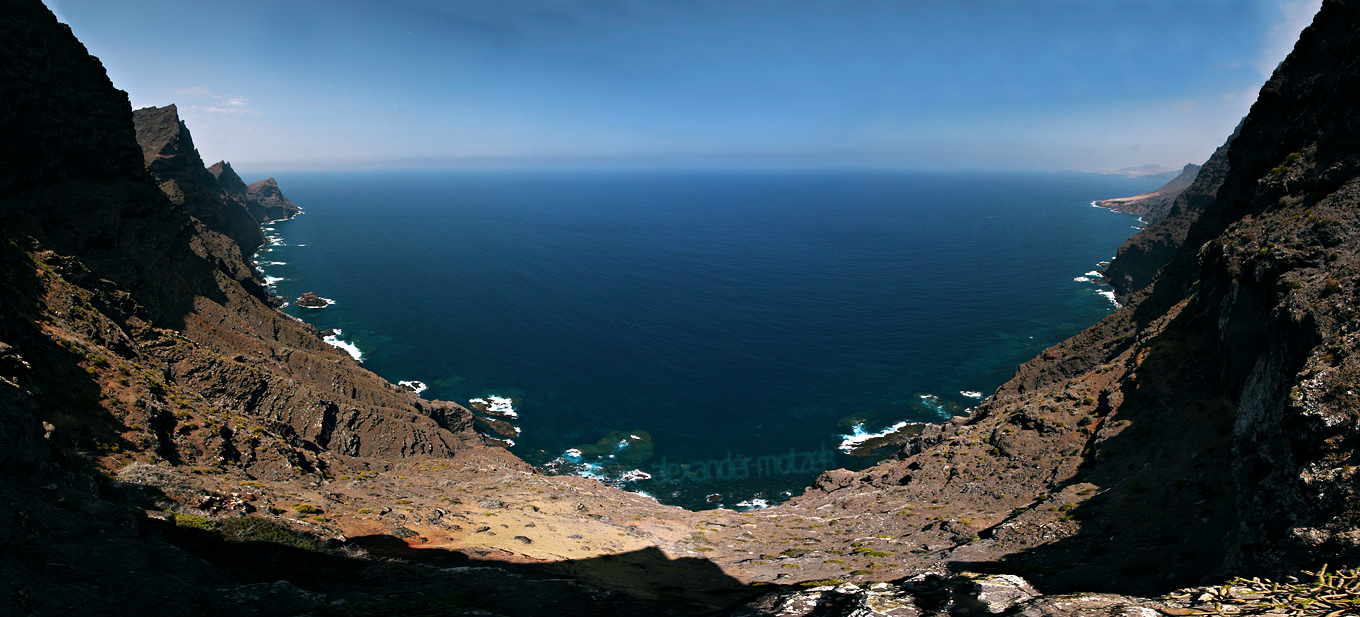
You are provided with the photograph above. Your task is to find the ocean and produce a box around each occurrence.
[253,168,1159,510]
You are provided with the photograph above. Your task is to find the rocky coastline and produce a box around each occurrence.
[3,0,1360,615]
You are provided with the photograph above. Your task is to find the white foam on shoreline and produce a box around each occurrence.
[1097,289,1120,308]
[620,469,652,482]
[398,380,428,395]
[735,498,772,510]
[323,329,363,361]
[263,275,284,286]
[838,420,911,452]
[960,390,984,399]
[1073,276,1090,282]
[469,395,518,418]
[300,296,336,308]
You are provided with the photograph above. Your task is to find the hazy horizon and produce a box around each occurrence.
[46,0,1321,173]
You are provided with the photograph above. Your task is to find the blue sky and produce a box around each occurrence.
[46,0,1320,172]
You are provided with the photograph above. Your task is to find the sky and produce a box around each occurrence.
[45,0,1321,173]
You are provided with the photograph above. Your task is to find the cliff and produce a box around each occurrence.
[1094,162,1202,223]
[786,0,1360,595]
[208,161,302,224]
[247,177,302,221]
[1103,128,1238,302]
[132,104,268,261]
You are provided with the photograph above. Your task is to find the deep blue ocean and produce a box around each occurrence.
[253,168,1159,510]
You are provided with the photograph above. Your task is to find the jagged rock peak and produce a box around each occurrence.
[246,175,301,221]
[131,104,190,165]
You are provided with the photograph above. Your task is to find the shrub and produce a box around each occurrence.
[293,503,322,515]
[175,513,216,531]
[219,517,327,552]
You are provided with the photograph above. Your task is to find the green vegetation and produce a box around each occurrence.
[293,503,323,515]
[174,513,215,531]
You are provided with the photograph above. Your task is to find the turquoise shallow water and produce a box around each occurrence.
[253,168,1159,510]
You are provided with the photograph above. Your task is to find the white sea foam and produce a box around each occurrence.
[616,439,630,450]
[297,243,307,247]
[323,332,363,361]
[917,393,951,419]
[1073,276,1090,282]
[960,390,984,399]
[263,276,284,286]
[838,420,911,453]
[1085,270,1102,277]
[735,498,772,510]
[571,461,609,482]
[563,448,583,459]
[620,469,652,482]
[398,380,428,395]
[469,395,518,418]
[1097,289,1120,308]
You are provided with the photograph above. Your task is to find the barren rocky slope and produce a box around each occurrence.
[4,0,1360,615]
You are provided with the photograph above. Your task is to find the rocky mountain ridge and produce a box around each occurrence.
[3,0,1360,614]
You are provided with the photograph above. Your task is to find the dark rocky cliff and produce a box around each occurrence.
[1103,128,1237,303]
[248,177,302,222]
[0,0,144,195]
[132,104,268,261]
[786,0,1360,595]
[208,161,301,223]
[0,1,484,483]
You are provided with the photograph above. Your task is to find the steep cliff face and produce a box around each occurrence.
[1103,128,1238,303]
[789,0,1360,594]
[208,161,301,223]
[0,0,145,196]
[0,1,484,487]
[132,104,267,261]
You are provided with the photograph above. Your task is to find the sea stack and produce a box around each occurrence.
[296,292,329,308]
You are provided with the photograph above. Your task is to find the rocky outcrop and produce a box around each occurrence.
[132,104,267,261]
[295,291,329,308]
[1094,162,1201,223]
[1103,127,1238,303]
[208,161,300,224]
[246,177,301,222]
